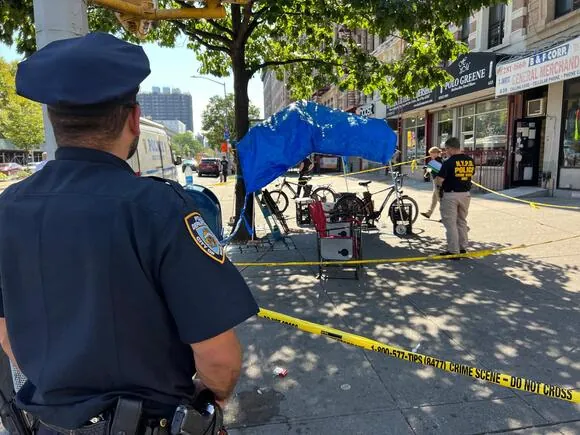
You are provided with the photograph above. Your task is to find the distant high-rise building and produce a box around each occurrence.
[156,120,187,136]
[262,70,292,118]
[138,87,194,131]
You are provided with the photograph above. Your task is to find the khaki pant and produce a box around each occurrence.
[425,180,440,217]
[440,192,471,253]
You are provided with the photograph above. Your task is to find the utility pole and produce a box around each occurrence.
[32,0,88,159]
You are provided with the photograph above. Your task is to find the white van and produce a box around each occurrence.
[127,118,179,181]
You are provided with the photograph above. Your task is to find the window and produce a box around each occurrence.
[560,79,580,170]
[555,0,580,18]
[437,110,453,148]
[403,116,426,160]
[459,98,508,150]
[461,16,470,43]
[488,4,506,48]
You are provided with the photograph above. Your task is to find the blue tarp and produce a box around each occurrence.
[237,100,397,193]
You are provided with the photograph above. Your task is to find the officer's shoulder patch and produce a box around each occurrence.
[184,212,225,264]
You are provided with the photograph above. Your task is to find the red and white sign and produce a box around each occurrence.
[496,36,580,96]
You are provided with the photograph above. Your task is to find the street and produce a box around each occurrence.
[191,170,580,434]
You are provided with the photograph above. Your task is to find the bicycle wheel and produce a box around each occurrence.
[395,195,419,224]
[311,187,337,203]
[333,195,365,222]
[270,190,289,213]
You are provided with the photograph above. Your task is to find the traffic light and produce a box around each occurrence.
[114,0,157,39]
[91,0,253,38]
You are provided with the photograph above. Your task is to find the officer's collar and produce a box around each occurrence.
[55,147,135,174]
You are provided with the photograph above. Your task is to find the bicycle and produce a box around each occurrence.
[331,172,419,232]
[270,176,337,213]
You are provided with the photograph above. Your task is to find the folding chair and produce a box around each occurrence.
[309,201,362,279]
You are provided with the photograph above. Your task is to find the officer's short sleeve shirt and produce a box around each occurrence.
[157,190,258,343]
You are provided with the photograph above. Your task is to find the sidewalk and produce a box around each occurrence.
[223,177,580,434]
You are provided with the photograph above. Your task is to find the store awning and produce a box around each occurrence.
[385,52,499,117]
[496,35,580,97]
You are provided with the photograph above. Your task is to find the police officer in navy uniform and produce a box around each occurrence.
[0,32,258,434]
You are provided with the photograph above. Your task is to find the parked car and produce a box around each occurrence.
[197,158,221,177]
[182,159,198,173]
[0,163,23,176]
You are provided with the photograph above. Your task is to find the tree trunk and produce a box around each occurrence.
[231,50,253,242]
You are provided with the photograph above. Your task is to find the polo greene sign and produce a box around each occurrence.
[438,54,496,100]
[496,36,580,96]
[385,52,497,117]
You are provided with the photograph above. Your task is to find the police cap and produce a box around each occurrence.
[16,32,150,111]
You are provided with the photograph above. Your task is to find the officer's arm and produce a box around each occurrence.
[436,160,449,186]
[190,329,242,403]
[0,319,17,366]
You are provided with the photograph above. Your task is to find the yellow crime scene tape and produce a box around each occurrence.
[213,158,425,187]
[233,233,580,268]
[315,157,425,181]
[257,308,580,404]
[471,181,580,210]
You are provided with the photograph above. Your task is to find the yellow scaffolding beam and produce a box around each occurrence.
[89,0,228,20]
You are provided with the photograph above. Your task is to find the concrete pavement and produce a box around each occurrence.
[204,172,580,434]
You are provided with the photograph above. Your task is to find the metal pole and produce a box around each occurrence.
[33,0,88,160]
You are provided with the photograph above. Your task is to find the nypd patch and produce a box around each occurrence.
[184,212,225,264]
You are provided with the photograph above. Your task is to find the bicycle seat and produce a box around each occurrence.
[298,176,312,181]
[358,181,372,187]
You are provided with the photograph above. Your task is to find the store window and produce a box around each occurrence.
[459,98,508,150]
[437,110,453,148]
[403,116,426,160]
[559,79,580,189]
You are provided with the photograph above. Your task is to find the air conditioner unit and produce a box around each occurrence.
[527,98,546,117]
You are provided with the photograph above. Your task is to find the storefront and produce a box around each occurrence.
[560,78,580,189]
[496,35,580,192]
[403,115,426,160]
[385,52,507,189]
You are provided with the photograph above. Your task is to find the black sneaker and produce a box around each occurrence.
[460,249,467,254]
[421,212,431,219]
[439,251,460,260]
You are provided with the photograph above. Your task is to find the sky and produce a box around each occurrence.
[0,37,265,134]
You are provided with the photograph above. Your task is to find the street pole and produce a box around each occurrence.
[33,0,88,160]
[190,75,229,157]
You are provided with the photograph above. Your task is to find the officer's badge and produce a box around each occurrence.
[184,212,225,264]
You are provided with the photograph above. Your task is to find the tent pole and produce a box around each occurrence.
[342,157,349,192]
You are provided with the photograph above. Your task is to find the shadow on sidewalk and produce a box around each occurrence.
[228,230,580,432]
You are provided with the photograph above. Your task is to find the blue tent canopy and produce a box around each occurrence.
[236,100,397,193]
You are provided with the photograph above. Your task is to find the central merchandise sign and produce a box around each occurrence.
[496,36,580,96]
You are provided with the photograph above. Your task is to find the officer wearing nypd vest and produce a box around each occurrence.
[0,32,258,434]
[436,137,476,257]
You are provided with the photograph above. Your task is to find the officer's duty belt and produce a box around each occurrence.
[39,398,169,435]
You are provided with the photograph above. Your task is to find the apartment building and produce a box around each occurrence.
[261,2,580,193]
[494,0,580,194]
[262,70,292,119]
[138,87,194,132]
[363,1,580,194]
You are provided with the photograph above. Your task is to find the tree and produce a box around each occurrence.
[1,0,507,240]
[201,93,260,151]
[171,131,204,158]
[0,57,44,152]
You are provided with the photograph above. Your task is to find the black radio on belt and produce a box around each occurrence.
[170,390,224,435]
